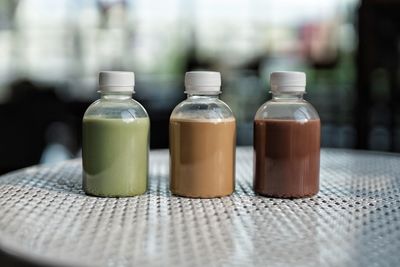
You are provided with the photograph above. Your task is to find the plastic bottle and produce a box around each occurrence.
[253,71,320,198]
[169,71,236,198]
[82,71,149,197]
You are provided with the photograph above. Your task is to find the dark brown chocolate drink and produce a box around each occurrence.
[253,119,320,198]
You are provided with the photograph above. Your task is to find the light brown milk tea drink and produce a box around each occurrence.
[169,71,236,198]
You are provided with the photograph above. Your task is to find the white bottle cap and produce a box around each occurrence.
[270,71,306,93]
[185,71,221,94]
[99,71,135,93]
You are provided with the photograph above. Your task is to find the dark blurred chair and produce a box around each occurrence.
[356,0,400,151]
[0,80,85,174]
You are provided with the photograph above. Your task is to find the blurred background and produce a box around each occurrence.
[0,0,399,174]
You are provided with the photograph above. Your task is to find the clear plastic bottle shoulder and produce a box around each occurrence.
[254,98,320,122]
[170,96,235,121]
[83,98,149,120]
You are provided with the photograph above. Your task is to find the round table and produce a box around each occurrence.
[0,148,400,267]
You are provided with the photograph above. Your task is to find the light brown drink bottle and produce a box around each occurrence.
[169,71,236,198]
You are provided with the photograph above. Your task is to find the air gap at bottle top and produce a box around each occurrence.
[82,71,150,197]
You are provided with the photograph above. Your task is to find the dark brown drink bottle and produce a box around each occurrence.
[253,71,320,198]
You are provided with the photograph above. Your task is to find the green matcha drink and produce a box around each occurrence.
[82,117,149,197]
[82,71,150,197]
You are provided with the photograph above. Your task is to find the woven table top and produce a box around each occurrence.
[0,148,400,267]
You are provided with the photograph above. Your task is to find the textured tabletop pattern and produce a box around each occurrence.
[0,148,400,267]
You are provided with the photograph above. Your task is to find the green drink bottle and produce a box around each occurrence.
[82,71,150,197]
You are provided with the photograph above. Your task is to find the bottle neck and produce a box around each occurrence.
[100,92,132,100]
[271,92,304,101]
